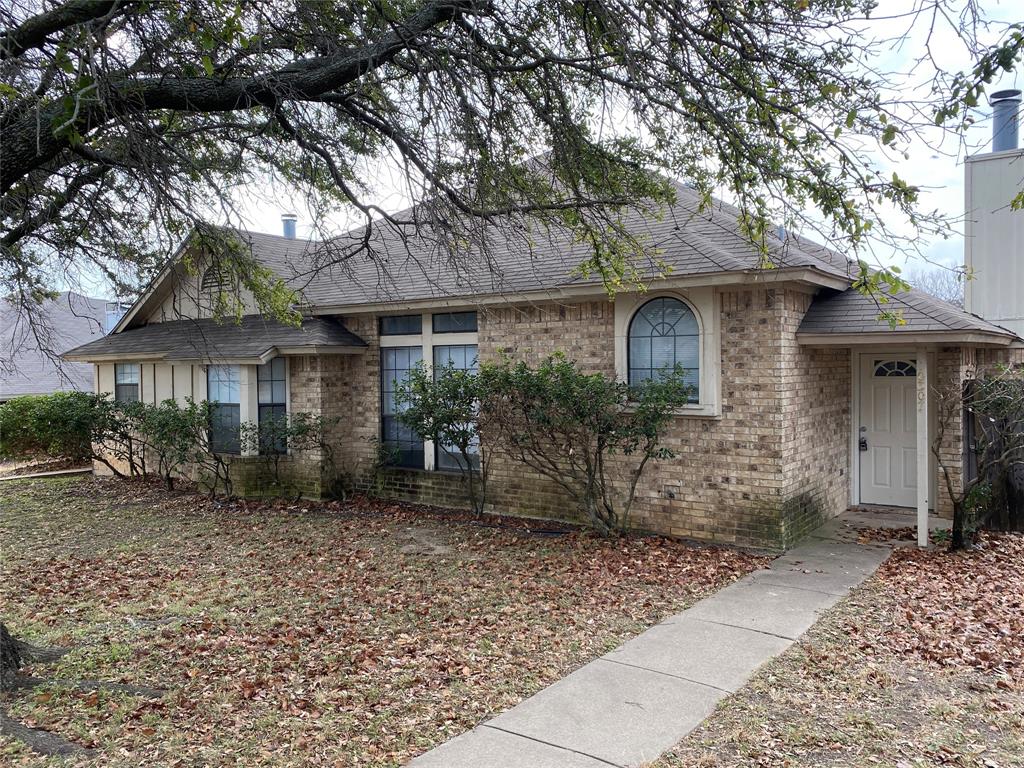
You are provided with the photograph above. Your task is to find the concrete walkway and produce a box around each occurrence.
[410,508,948,768]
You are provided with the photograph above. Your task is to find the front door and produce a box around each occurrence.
[859,356,918,507]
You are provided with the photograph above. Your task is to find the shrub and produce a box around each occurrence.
[479,354,692,534]
[138,398,213,489]
[396,361,488,515]
[239,411,339,490]
[0,391,102,461]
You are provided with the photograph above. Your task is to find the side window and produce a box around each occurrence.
[114,364,140,403]
[207,364,241,454]
[380,346,424,468]
[257,358,288,454]
[433,344,480,471]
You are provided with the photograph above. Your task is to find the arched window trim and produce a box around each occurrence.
[613,287,721,418]
[626,295,702,403]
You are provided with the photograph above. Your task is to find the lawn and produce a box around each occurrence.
[0,475,765,766]
[654,532,1024,768]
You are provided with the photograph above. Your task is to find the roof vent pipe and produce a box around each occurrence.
[991,89,1021,152]
[281,213,297,239]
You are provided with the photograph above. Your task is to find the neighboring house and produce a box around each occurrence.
[64,150,1023,550]
[0,292,117,403]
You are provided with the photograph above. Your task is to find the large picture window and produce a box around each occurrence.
[433,344,480,471]
[257,358,287,453]
[207,364,241,454]
[627,297,700,401]
[114,363,140,403]
[381,346,424,468]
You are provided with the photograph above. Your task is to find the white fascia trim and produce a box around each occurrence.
[62,352,168,363]
[274,344,368,355]
[112,233,199,334]
[797,331,1017,347]
[307,268,851,316]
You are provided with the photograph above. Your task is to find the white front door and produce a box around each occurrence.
[859,356,918,507]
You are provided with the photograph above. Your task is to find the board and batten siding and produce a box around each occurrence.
[94,362,207,404]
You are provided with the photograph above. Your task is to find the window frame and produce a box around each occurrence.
[113,363,141,403]
[257,357,289,454]
[379,345,426,469]
[432,343,481,471]
[613,288,721,418]
[206,364,241,455]
[626,297,701,402]
[378,311,480,472]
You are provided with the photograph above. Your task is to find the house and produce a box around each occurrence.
[63,139,1024,550]
[0,292,121,403]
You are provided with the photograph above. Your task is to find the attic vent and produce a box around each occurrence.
[201,265,226,291]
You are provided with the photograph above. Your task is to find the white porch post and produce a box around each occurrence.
[916,349,930,548]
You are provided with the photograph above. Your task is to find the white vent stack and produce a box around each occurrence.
[281,213,297,239]
[963,88,1024,336]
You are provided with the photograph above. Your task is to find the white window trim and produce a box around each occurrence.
[378,312,479,471]
[613,287,722,418]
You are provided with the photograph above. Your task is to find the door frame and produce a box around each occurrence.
[849,348,938,509]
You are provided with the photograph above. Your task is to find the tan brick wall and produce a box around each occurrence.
[779,290,851,542]
[285,289,854,550]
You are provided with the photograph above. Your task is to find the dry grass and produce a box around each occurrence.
[0,475,764,767]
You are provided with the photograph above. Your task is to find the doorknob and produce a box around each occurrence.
[859,437,868,451]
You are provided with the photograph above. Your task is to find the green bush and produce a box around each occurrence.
[0,391,103,461]
[479,354,692,534]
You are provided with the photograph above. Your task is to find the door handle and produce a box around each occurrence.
[859,437,868,452]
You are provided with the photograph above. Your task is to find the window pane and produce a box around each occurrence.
[433,344,479,469]
[379,315,423,335]
[114,383,139,403]
[627,297,700,403]
[207,365,239,404]
[272,381,286,403]
[115,363,139,384]
[209,403,241,454]
[432,311,478,333]
[381,345,423,465]
[433,344,478,373]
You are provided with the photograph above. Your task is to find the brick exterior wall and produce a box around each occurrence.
[779,291,851,542]
[282,287,855,551]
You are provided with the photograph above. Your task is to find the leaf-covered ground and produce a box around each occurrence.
[654,533,1024,767]
[0,475,765,766]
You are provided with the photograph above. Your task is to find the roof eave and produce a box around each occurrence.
[796,330,1019,347]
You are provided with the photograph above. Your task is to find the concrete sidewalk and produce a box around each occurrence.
[409,510,939,768]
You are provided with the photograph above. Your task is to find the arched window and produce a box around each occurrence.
[873,359,916,377]
[628,296,700,401]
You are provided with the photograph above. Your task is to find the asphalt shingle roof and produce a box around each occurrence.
[1,292,108,400]
[64,315,366,362]
[233,182,858,308]
[798,285,1015,337]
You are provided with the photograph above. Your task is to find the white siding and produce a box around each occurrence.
[153,363,174,403]
[964,151,1024,336]
[146,254,258,324]
[96,363,114,398]
[140,363,157,404]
